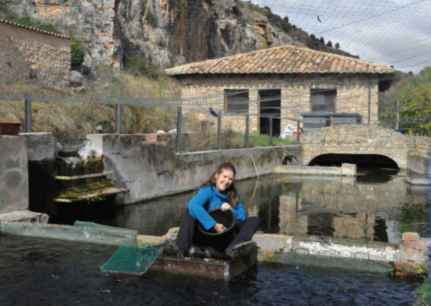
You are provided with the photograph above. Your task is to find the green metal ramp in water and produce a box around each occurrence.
[100,244,163,276]
[72,221,164,276]
[71,221,164,276]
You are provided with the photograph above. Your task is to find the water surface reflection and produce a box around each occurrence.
[110,170,430,242]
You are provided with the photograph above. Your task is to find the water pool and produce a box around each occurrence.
[0,235,420,306]
[108,170,431,242]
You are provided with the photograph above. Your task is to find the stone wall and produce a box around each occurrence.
[0,23,70,88]
[301,125,410,169]
[0,136,29,214]
[406,136,431,176]
[86,133,300,205]
[177,74,381,134]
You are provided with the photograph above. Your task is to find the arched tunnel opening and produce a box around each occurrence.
[309,154,400,178]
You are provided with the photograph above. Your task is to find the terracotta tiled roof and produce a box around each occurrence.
[0,19,69,39]
[166,44,394,76]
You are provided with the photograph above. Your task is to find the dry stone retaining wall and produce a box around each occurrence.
[0,22,70,88]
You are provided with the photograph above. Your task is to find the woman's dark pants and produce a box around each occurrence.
[176,212,260,255]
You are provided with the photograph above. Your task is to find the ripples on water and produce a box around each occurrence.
[0,236,419,306]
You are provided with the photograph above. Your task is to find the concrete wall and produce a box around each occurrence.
[178,74,380,134]
[0,136,29,214]
[0,23,70,88]
[86,134,300,205]
[407,154,431,177]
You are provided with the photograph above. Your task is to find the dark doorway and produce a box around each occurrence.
[309,154,400,182]
[259,89,281,136]
[309,154,399,170]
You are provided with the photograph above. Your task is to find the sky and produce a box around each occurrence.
[250,0,431,73]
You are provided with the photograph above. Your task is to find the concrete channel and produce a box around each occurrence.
[0,132,430,280]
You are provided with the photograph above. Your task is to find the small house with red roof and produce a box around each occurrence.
[166,44,394,135]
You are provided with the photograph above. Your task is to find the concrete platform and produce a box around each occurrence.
[405,176,431,186]
[274,163,357,176]
[0,210,49,224]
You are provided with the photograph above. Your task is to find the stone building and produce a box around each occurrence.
[166,44,394,136]
[0,19,70,88]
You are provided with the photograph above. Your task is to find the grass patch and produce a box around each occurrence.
[182,127,297,152]
[0,71,181,138]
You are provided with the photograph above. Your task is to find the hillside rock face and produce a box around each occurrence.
[115,0,298,68]
[3,0,350,71]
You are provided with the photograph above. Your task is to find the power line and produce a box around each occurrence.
[282,0,428,70]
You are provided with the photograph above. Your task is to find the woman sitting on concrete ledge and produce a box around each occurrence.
[165,162,260,259]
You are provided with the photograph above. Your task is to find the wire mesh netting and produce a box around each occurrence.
[2,85,429,153]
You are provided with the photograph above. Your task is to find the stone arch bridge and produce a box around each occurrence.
[301,125,431,172]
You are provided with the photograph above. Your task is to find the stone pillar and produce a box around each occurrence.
[281,85,310,133]
[249,89,259,132]
[369,79,379,124]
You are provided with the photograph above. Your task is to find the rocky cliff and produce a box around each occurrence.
[1,0,351,72]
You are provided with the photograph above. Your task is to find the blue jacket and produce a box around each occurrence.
[187,185,247,231]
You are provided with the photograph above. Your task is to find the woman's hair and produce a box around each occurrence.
[202,162,239,207]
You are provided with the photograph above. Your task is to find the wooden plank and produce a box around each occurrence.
[149,245,258,281]
[55,171,113,181]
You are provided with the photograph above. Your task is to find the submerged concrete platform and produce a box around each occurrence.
[274,163,357,176]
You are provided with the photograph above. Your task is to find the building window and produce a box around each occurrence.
[310,89,336,112]
[224,89,249,114]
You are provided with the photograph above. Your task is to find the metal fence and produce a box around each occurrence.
[0,92,301,153]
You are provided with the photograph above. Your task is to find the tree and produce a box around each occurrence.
[335,42,340,49]
[380,67,431,135]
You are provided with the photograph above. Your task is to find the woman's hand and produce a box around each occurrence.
[214,223,226,233]
[221,202,232,211]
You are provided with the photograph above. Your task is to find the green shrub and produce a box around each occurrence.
[249,132,295,146]
[417,282,431,306]
[145,9,158,27]
[71,38,85,68]
[13,16,59,33]
[124,55,161,79]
